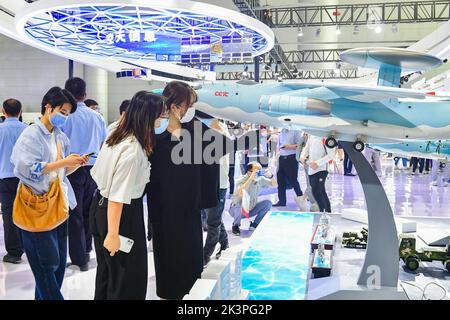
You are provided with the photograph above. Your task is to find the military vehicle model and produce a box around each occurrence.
[342,228,368,249]
[399,233,450,271]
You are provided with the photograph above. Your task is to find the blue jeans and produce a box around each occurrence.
[21,221,68,300]
[394,157,408,167]
[230,200,272,227]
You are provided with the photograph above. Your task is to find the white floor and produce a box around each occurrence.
[0,198,258,300]
[1,157,450,299]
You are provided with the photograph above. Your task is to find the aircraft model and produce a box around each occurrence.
[370,140,450,161]
[194,47,450,152]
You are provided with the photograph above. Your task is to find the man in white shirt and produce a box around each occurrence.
[300,134,336,212]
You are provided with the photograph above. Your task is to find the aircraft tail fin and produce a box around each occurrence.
[377,64,401,87]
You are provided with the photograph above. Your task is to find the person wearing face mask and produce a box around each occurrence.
[90,92,164,300]
[147,81,255,299]
[228,161,277,236]
[11,87,88,300]
[63,77,107,272]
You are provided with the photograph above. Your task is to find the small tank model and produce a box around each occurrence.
[342,227,368,249]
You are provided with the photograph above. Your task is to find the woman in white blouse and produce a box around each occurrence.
[300,134,336,213]
[90,91,165,300]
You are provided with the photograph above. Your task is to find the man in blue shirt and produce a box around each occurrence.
[64,77,107,271]
[0,99,28,264]
[274,128,306,210]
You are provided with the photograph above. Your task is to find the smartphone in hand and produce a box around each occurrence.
[84,152,96,158]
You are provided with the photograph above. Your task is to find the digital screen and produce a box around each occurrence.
[112,32,252,63]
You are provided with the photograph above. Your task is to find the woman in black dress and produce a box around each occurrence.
[147,81,252,299]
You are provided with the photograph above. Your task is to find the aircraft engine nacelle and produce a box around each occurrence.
[259,95,331,116]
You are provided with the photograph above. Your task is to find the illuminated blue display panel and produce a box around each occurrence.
[242,211,314,300]
[18,4,272,63]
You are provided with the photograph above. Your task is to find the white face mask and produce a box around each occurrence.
[179,107,196,123]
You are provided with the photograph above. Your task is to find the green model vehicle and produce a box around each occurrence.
[399,233,450,272]
[342,228,368,249]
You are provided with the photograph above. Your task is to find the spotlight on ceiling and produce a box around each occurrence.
[335,26,341,35]
[353,25,359,35]
[375,25,382,34]
[298,27,303,37]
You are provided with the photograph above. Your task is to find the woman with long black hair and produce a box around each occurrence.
[90,91,165,300]
[147,81,254,299]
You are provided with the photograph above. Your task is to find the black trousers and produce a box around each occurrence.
[228,165,235,195]
[0,178,23,257]
[425,159,432,171]
[203,188,229,261]
[277,155,303,205]
[343,152,353,174]
[68,166,97,266]
[90,191,147,300]
[411,157,425,173]
[309,171,331,212]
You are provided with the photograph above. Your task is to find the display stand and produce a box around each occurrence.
[340,141,399,288]
[311,224,336,252]
[312,249,333,278]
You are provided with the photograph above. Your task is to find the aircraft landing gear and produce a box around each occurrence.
[353,140,365,152]
[325,136,338,149]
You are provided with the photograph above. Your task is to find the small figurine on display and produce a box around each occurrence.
[319,211,331,226]
[318,243,326,264]
[321,224,329,239]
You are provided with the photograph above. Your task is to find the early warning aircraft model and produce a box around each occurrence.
[195,47,450,152]
[371,140,450,161]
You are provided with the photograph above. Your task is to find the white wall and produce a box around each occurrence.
[0,34,165,124]
[106,74,164,124]
[0,34,83,113]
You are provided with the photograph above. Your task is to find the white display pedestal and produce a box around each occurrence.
[341,208,417,233]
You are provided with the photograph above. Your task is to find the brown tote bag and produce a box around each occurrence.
[13,140,69,232]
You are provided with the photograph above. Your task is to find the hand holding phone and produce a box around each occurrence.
[119,235,134,253]
[84,152,96,158]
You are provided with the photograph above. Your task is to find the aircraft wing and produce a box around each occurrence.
[282,82,435,103]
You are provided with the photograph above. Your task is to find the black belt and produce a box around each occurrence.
[279,154,296,160]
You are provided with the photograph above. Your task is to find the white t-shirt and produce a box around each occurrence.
[90,136,150,204]
[301,135,336,175]
[107,121,118,134]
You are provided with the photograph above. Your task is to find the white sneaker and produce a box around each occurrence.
[295,196,307,212]
[148,239,153,252]
[310,203,320,212]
